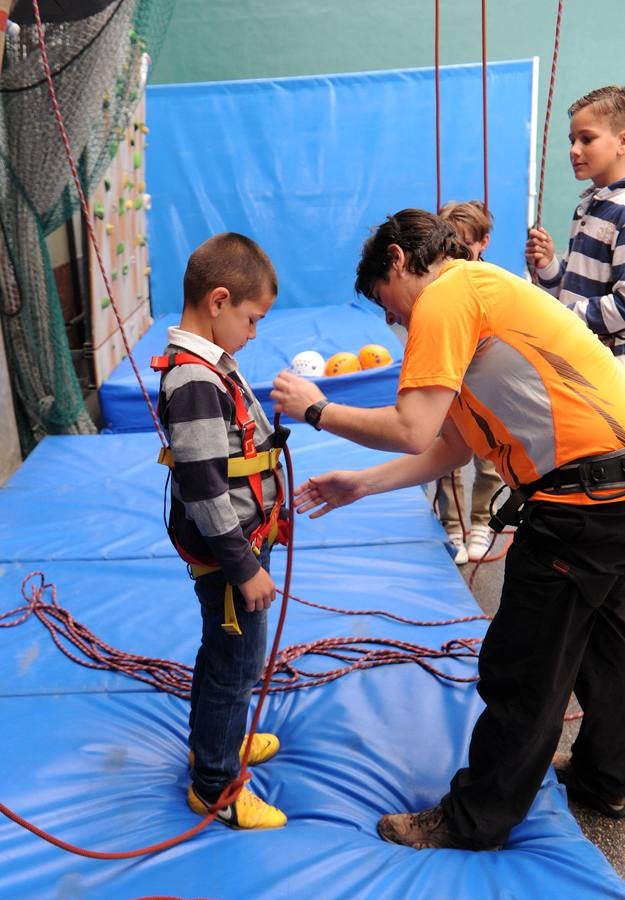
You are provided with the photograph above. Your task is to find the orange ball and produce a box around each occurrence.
[324,351,362,377]
[358,344,393,369]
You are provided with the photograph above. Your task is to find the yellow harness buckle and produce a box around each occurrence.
[221,583,242,635]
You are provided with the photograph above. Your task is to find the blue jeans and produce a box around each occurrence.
[189,545,269,800]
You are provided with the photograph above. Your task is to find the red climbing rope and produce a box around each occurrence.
[434,0,441,212]
[535,0,564,228]
[0,569,487,698]
[481,0,489,211]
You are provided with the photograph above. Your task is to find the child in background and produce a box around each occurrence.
[526,85,625,365]
[436,201,502,563]
[154,233,287,830]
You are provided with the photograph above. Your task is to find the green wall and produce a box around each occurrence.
[151,0,625,250]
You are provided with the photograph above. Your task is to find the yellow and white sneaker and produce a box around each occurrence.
[189,732,280,770]
[188,783,287,829]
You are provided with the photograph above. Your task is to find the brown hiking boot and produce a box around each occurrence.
[377,803,503,851]
[553,752,625,820]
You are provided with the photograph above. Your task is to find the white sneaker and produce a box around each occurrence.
[446,530,468,565]
[467,525,494,562]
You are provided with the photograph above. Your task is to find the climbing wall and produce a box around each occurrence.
[89,94,152,387]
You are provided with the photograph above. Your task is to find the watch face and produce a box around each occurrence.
[306,400,326,428]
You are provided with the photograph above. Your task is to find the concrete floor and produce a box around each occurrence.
[459,531,625,880]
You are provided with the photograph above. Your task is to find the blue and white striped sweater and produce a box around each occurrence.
[538,178,625,361]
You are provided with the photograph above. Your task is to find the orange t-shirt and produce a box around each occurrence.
[398,259,625,504]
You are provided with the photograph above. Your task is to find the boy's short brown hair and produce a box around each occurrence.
[439,200,493,244]
[568,85,625,133]
[183,232,278,308]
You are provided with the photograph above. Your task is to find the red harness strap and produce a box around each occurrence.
[150,352,287,565]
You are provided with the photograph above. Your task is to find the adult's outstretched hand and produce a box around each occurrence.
[294,470,365,519]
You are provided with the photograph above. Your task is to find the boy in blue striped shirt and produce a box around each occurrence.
[526,85,625,365]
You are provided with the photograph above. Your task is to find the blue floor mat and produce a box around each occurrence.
[1,432,623,899]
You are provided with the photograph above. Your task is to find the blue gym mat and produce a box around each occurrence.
[1,428,624,899]
[98,302,404,432]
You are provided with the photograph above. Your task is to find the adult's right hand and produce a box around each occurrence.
[294,470,365,519]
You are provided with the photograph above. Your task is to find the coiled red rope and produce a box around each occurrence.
[0,570,488,698]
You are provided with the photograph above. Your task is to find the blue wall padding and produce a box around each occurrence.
[1,431,624,898]
[146,60,534,317]
[99,302,404,432]
[0,428,444,563]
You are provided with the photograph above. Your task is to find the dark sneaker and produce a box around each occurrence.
[377,803,503,850]
[553,752,625,819]
[188,783,287,829]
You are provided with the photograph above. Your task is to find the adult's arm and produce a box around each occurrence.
[271,369,456,454]
[294,417,473,518]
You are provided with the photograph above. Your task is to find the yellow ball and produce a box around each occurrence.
[324,352,362,377]
[358,344,393,369]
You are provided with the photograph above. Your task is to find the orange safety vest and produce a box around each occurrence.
[151,352,289,632]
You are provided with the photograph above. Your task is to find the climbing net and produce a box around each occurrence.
[0,0,172,454]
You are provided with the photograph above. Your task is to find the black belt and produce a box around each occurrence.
[489,449,625,532]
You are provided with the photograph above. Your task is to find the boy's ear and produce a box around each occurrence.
[481,234,491,251]
[205,286,231,317]
[618,129,625,155]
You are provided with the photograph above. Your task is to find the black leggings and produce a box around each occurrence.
[441,500,625,848]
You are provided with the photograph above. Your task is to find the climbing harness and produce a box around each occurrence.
[151,351,290,635]
[489,449,625,533]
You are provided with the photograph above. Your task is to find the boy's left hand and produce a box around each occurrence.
[271,369,325,421]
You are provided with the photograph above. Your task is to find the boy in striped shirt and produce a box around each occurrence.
[156,233,287,830]
[526,85,625,365]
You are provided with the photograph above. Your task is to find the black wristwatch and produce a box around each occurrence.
[304,399,330,430]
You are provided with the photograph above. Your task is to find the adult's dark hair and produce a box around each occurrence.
[355,208,472,299]
[184,232,278,308]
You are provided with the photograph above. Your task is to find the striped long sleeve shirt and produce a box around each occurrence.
[537,179,625,362]
[157,327,283,585]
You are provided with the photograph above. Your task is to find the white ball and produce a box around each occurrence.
[290,350,325,377]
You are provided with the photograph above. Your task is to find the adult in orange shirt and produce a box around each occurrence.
[271,209,625,851]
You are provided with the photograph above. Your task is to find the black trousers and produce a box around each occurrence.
[441,499,625,849]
